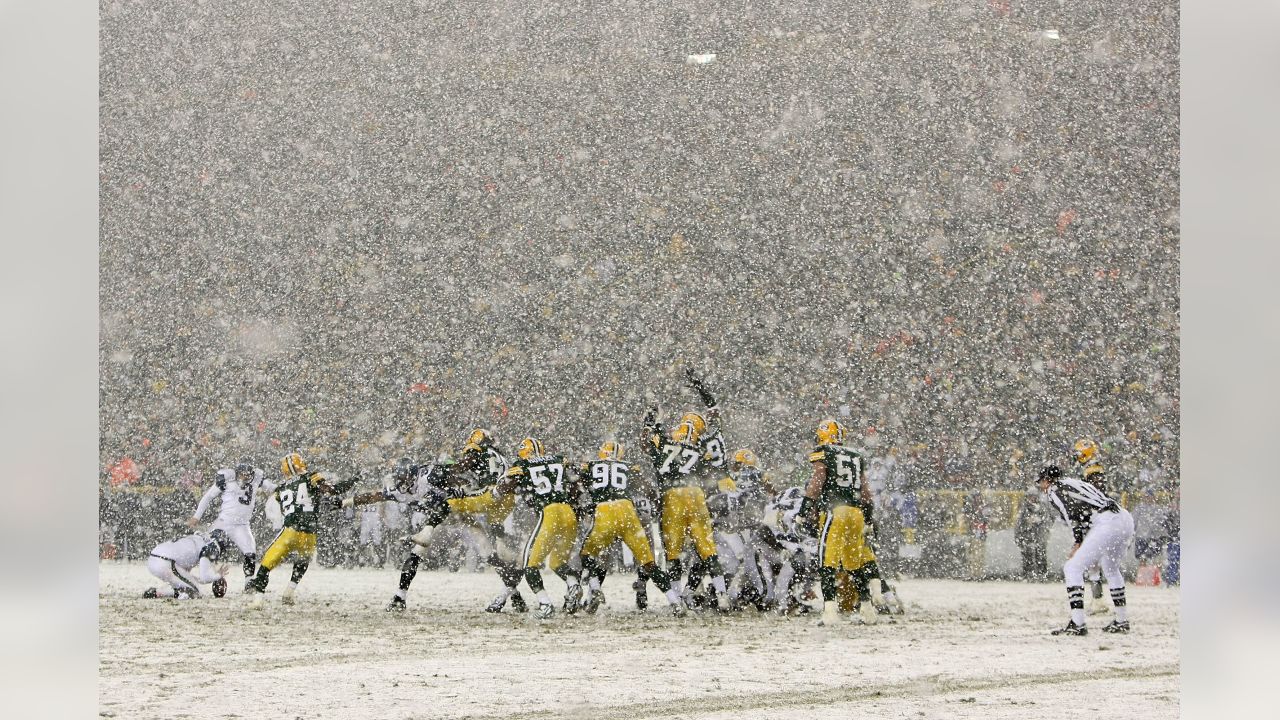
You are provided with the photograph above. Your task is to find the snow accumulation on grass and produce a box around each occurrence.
[99,562,1178,719]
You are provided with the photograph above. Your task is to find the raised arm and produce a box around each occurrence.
[685,368,720,421]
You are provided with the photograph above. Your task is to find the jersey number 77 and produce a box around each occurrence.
[659,445,700,475]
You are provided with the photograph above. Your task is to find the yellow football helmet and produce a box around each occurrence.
[280,452,307,477]
[671,412,707,444]
[516,437,545,460]
[1073,439,1099,466]
[731,449,759,468]
[598,441,624,461]
[464,427,493,453]
[815,420,847,446]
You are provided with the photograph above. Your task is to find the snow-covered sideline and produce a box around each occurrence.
[100,562,1178,719]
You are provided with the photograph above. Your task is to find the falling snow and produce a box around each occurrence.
[99,1,1178,486]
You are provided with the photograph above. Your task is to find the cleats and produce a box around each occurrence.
[485,594,507,613]
[858,601,879,625]
[142,587,158,599]
[1051,620,1088,636]
[818,601,839,627]
[564,584,583,615]
[510,592,528,613]
[211,578,227,598]
[535,602,556,620]
[670,600,687,617]
[583,589,603,615]
[633,578,648,611]
[281,587,296,606]
[386,595,407,612]
[1102,620,1131,634]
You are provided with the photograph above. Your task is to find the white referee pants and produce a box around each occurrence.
[1063,508,1135,589]
[147,555,201,598]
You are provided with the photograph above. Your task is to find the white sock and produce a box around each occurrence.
[1071,608,1086,626]
[711,576,727,596]
[394,588,407,601]
[670,579,683,595]
[537,590,553,605]
[1112,586,1129,622]
[589,577,601,593]
[665,589,682,605]
[499,585,516,600]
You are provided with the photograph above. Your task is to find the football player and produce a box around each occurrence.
[641,370,732,610]
[494,437,583,619]
[186,458,266,585]
[576,441,686,615]
[343,456,457,611]
[1073,439,1106,489]
[245,453,358,605]
[760,485,821,614]
[444,429,529,614]
[800,420,896,625]
[355,489,387,568]
[142,529,232,600]
[705,449,773,610]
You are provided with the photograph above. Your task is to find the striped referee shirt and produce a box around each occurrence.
[1047,475,1121,544]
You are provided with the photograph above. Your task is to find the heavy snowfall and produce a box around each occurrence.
[98,0,1179,717]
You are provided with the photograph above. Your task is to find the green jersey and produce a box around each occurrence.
[506,454,573,510]
[274,472,324,533]
[809,445,867,511]
[645,436,708,492]
[581,460,632,504]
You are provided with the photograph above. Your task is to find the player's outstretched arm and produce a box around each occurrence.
[189,484,220,527]
[685,368,719,418]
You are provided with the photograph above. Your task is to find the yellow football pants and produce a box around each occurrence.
[581,499,656,566]
[523,502,578,571]
[819,505,876,572]
[660,486,717,561]
[259,527,317,571]
[447,488,516,525]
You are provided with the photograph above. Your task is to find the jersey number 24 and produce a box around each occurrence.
[278,484,314,516]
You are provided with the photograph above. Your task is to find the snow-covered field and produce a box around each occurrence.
[99,562,1179,719]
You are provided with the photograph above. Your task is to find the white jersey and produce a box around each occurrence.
[151,533,220,574]
[768,486,807,536]
[194,467,265,527]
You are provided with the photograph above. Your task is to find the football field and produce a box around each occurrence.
[99,562,1179,719]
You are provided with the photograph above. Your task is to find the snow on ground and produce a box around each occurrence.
[99,562,1179,719]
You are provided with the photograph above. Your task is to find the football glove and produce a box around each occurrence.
[685,368,717,408]
[642,406,659,434]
